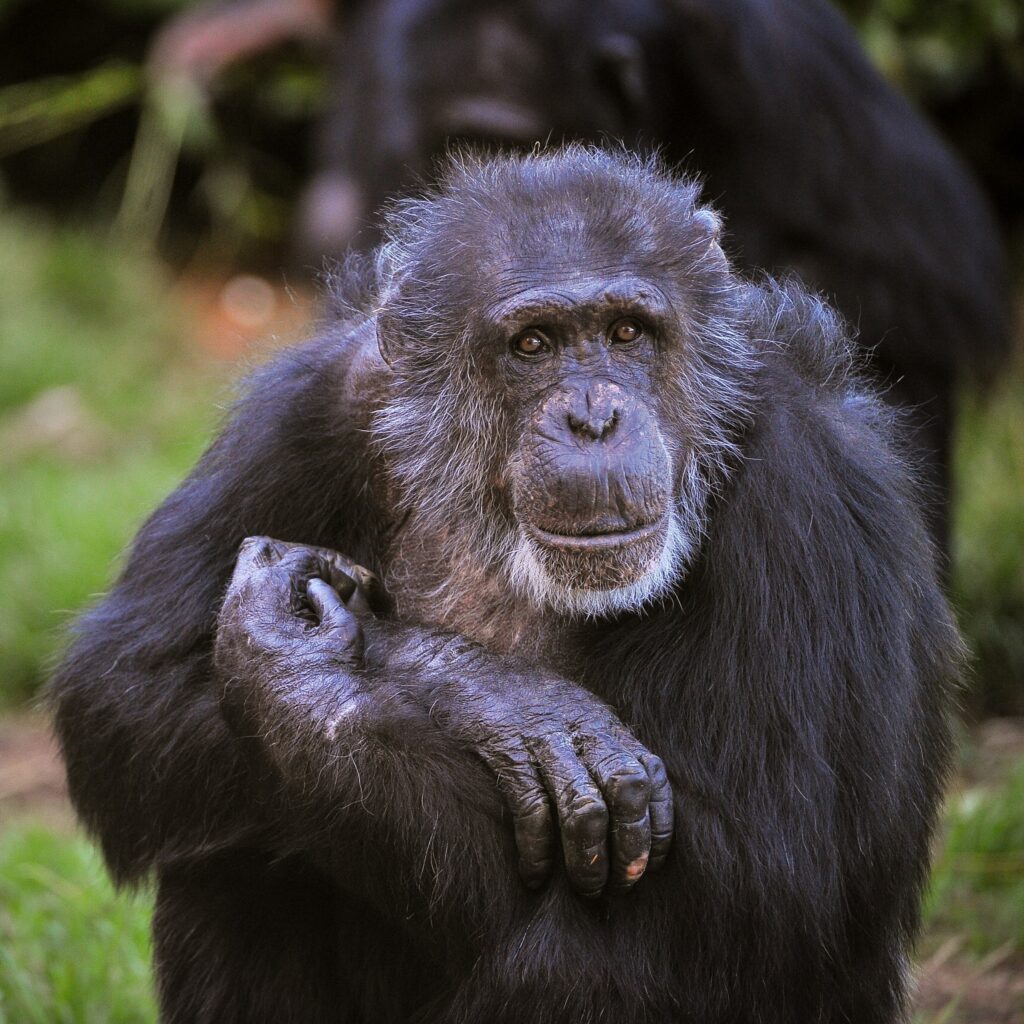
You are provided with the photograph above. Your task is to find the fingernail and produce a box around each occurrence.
[624,853,648,880]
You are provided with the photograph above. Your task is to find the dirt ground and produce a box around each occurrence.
[0,713,71,831]
[2,713,1022,1022]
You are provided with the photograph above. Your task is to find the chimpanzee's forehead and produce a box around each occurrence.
[481,252,662,300]
[395,154,711,314]
[473,218,678,302]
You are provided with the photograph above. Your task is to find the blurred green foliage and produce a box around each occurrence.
[953,365,1024,716]
[837,0,1024,242]
[839,0,1023,96]
[0,210,222,704]
[0,826,155,1023]
[0,63,142,158]
[926,758,1024,955]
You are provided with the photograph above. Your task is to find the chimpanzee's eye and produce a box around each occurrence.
[610,318,642,344]
[512,330,549,356]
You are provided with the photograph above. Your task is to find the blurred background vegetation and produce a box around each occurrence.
[0,0,1021,1020]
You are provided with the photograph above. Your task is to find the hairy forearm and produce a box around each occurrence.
[56,623,519,951]
[221,650,522,948]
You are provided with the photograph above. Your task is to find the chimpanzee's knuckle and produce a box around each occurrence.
[643,753,669,787]
[263,562,297,587]
[607,766,651,809]
[239,535,276,561]
[568,795,609,834]
[277,548,323,579]
[515,791,550,820]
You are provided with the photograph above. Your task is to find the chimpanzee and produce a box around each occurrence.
[52,149,960,1023]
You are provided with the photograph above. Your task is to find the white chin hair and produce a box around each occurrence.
[505,512,695,618]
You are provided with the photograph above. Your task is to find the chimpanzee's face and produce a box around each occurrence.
[485,273,687,606]
[373,152,744,618]
[319,3,648,256]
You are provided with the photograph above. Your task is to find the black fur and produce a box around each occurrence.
[51,150,960,1023]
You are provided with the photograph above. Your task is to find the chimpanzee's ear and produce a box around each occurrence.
[375,307,398,368]
[594,34,650,126]
[686,203,729,272]
[693,207,725,252]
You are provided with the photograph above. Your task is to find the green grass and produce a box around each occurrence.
[0,826,155,1023]
[0,209,223,705]
[925,758,1024,957]
[952,362,1024,715]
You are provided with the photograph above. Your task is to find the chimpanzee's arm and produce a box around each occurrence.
[213,538,672,906]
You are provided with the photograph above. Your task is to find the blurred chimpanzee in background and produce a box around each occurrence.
[150,0,1011,560]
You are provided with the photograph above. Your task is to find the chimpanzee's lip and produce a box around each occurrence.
[528,519,663,551]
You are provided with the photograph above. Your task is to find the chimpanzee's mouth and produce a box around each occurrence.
[528,518,664,552]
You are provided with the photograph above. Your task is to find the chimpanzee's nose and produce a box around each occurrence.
[567,386,620,442]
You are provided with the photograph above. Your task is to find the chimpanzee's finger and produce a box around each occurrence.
[636,751,673,871]
[339,572,374,617]
[231,539,386,616]
[350,565,392,616]
[232,536,291,584]
[512,791,556,890]
[230,546,343,634]
[268,547,353,607]
[320,555,390,617]
[274,545,333,579]
[226,546,312,623]
[240,541,347,590]
[218,544,309,652]
[307,579,364,660]
[578,734,652,892]
[533,734,609,898]
[269,546,387,619]
[475,747,555,889]
[238,537,350,575]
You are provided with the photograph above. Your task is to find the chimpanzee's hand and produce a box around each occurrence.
[416,647,674,898]
[216,537,673,899]
[214,536,385,733]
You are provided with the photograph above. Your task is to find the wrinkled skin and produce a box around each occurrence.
[497,283,679,594]
[216,537,672,896]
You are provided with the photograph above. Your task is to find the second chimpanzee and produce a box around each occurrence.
[320,0,1013,553]
[52,149,959,1023]
[149,0,1013,551]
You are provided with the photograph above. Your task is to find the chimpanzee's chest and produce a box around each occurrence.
[378,518,564,664]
